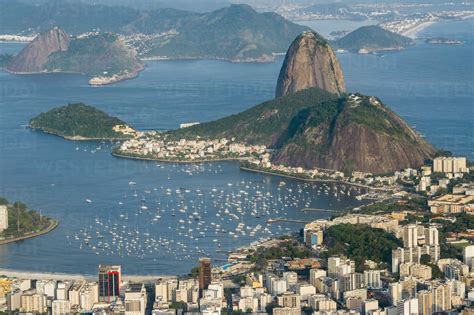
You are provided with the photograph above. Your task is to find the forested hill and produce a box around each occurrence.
[1,1,309,61]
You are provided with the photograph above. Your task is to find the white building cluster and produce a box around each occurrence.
[153,278,224,315]
[118,135,266,162]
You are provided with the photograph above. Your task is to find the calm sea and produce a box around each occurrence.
[0,18,472,275]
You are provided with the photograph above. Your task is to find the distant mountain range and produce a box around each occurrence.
[333,25,414,53]
[1,0,309,62]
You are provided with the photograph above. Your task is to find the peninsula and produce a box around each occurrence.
[29,103,136,140]
[0,198,58,245]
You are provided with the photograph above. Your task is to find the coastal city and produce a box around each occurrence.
[1,152,473,314]
[0,0,473,314]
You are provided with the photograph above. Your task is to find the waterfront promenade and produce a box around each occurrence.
[239,166,392,192]
[0,219,59,246]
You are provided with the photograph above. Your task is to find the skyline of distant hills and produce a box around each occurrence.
[0,1,309,62]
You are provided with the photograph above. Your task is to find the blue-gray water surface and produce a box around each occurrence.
[0,18,472,275]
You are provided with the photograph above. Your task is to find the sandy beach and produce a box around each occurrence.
[0,269,174,283]
[402,20,438,39]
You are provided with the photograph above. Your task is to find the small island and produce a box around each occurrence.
[0,198,58,245]
[425,37,464,45]
[28,103,137,140]
[333,25,414,54]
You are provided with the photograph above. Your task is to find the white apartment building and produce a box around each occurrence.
[0,205,8,232]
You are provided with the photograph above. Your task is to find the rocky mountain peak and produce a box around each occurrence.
[7,27,70,73]
[275,31,346,98]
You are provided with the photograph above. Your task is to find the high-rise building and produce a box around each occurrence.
[52,300,71,315]
[389,282,402,306]
[341,273,365,292]
[464,245,474,271]
[433,157,467,174]
[364,270,382,289]
[327,256,354,279]
[432,282,451,313]
[424,226,439,246]
[98,265,121,303]
[20,292,47,313]
[417,290,432,315]
[403,224,418,248]
[0,205,8,232]
[125,283,147,315]
[277,292,301,308]
[396,298,418,315]
[155,278,178,303]
[198,258,212,292]
[309,269,326,287]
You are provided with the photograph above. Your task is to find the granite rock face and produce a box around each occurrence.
[275,31,346,98]
[7,27,70,73]
[271,94,436,174]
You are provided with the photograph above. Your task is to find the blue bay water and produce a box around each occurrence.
[0,18,472,275]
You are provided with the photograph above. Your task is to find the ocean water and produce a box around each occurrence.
[297,19,379,39]
[0,18,472,275]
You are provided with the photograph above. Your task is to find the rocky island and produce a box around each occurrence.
[29,103,136,140]
[3,27,143,85]
[333,25,415,54]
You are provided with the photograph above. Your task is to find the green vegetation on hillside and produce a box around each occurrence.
[323,224,402,267]
[248,239,313,270]
[338,94,408,139]
[167,87,338,147]
[1,1,309,61]
[0,0,140,34]
[46,33,141,77]
[357,197,428,215]
[334,25,413,52]
[133,5,309,60]
[168,88,433,173]
[29,103,133,139]
[0,198,52,239]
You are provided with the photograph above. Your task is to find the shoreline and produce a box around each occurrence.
[28,126,132,141]
[0,268,174,282]
[140,54,277,64]
[1,65,144,86]
[0,219,59,246]
[112,151,246,164]
[239,166,391,192]
[401,20,438,39]
[112,153,393,191]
